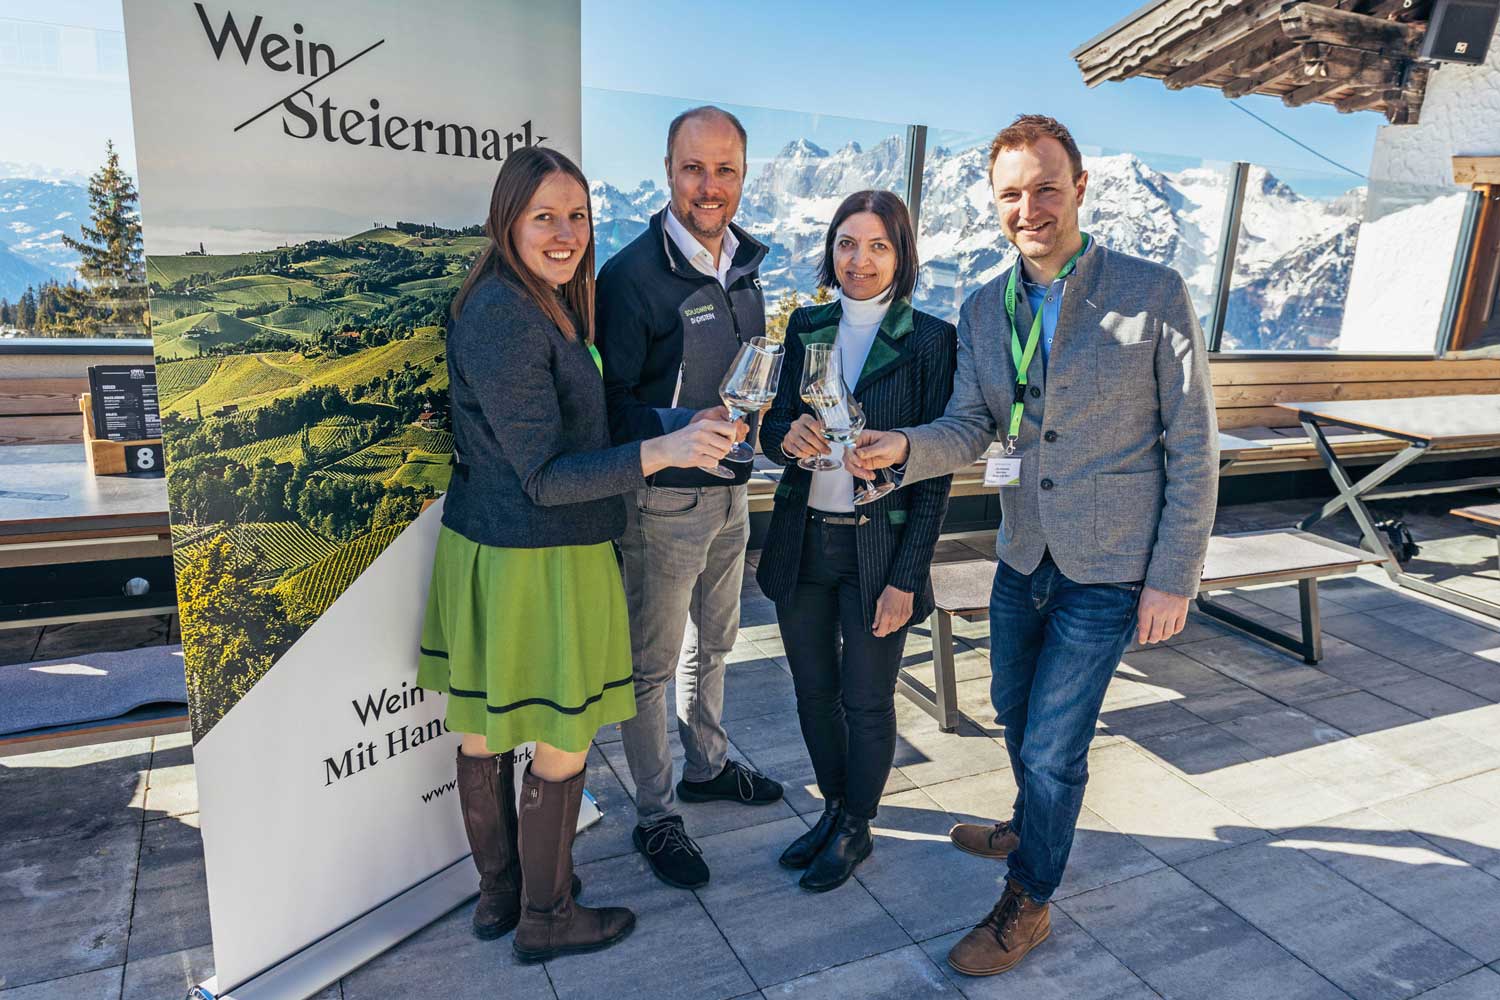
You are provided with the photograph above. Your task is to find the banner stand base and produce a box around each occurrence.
[188,858,475,1000]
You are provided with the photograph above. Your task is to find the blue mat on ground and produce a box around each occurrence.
[0,645,186,736]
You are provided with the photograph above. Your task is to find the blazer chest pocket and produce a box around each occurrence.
[1094,470,1163,555]
[1096,341,1154,399]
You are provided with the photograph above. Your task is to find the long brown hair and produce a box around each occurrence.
[450,145,596,342]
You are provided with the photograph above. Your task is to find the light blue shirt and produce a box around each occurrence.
[1019,270,1065,372]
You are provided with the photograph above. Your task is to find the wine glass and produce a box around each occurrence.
[811,374,896,505]
[718,336,783,469]
[797,344,844,472]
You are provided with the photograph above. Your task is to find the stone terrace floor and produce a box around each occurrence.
[6,497,1500,999]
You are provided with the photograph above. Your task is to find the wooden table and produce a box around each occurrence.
[0,444,174,628]
[1280,394,1500,618]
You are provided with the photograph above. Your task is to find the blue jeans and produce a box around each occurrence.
[989,553,1142,903]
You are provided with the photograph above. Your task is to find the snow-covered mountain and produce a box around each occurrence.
[0,177,88,298]
[591,137,1368,351]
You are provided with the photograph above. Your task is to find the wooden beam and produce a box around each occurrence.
[1223,46,1304,98]
[1335,86,1401,113]
[1286,75,1353,107]
[1164,19,1287,90]
[1455,157,1500,187]
[1280,3,1424,55]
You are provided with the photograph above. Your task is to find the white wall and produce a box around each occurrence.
[1338,18,1500,351]
[1369,18,1500,186]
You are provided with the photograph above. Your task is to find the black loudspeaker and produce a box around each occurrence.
[1420,0,1500,65]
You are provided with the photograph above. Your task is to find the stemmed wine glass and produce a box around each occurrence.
[797,344,845,472]
[714,336,782,476]
[809,373,896,505]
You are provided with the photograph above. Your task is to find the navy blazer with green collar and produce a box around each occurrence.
[756,298,957,628]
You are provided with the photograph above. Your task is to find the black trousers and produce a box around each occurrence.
[774,516,909,820]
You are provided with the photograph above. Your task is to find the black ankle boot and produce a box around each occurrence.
[779,799,843,870]
[799,813,872,892]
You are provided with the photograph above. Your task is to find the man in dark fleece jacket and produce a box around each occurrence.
[595,105,784,892]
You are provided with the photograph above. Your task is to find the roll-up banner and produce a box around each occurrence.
[120,2,581,995]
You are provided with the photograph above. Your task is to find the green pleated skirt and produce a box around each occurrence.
[417,525,636,753]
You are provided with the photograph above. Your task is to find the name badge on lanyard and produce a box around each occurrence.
[985,456,1022,488]
[1001,235,1090,460]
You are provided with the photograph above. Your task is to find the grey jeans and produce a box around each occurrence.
[618,483,748,825]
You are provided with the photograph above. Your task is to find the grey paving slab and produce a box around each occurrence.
[1062,867,1348,1000]
[1411,968,1500,999]
[0,967,121,999]
[1237,581,1355,618]
[724,706,914,818]
[760,945,957,998]
[1278,809,1500,964]
[692,817,911,988]
[545,851,755,1000]
[0,821,138,989]
[1082,743,1265,865]
[854,788,1009,941]
[892,699,1011,788]
[720,658,799,724]
[125,816,210,962]
[1115,646,1282,723]
[920,773,1168,903]
[1451,769,1500,807]
[1307,635,1431,691]
[1181,840,1480,999]
[1174,633,1357,705]
[1318,613,1490,687]
[340,904,553,1000]
[119,944,211,1000]
[1218,708,1433,808]
[1417,654,1500,701]
[0,739,151,845]
[1374,676,1492,721]
[921,906,1158,1000]
[1135,724,1362,830]
[1375,784,1500,876]
[142,739,197,820]
[1381,602,1500,662]
[1316,577,1408,612]
[1097,698,1211,741]
[598,736,797,840]
[1299,692,1500,783]
[574,745,638,867]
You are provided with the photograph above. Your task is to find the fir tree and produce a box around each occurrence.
[61,140,148,335]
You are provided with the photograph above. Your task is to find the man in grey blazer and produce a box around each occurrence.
[850,115,1218,977]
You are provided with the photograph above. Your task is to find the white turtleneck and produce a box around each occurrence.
[808,288,891,513]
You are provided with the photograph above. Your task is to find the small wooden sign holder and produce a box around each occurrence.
[79,392,164,475]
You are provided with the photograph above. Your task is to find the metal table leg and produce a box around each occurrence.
[895,608,961,733]
[1297,415,1500,619]
[1195,578,1323,664]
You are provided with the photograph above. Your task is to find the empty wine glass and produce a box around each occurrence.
[797,344,844,472]
[718,336,782,469]
[810,373,896,505]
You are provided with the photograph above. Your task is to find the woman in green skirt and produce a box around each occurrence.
[419,145,741,961]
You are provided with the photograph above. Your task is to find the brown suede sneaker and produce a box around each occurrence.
[947,880,1051,977]
[949,820,1020,860]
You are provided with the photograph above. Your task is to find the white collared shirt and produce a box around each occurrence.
[663,205,739,288]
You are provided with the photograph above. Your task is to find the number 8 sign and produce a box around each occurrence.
[126,443,164,475]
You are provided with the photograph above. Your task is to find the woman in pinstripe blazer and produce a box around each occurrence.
[756,190,956,892]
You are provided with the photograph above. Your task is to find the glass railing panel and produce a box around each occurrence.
[0,8,147,341]
[1220,163,1467,354]
[583,87,910,339]
[914,126,1235,327]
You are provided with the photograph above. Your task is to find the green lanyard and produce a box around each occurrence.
[1001,234,1090,454]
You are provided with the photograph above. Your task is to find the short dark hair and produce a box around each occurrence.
[988,114,1085,180]
[666,105,748,168]
[817,190,918,304]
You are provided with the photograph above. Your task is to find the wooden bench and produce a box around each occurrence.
[1452,503,1500,567]
[903,529,1381,732]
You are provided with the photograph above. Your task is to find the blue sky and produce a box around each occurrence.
[8,0,1382,197]
[580,0,1381,197]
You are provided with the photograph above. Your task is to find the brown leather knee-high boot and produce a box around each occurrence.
[455,749,520,939]
[513,765,635,962]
